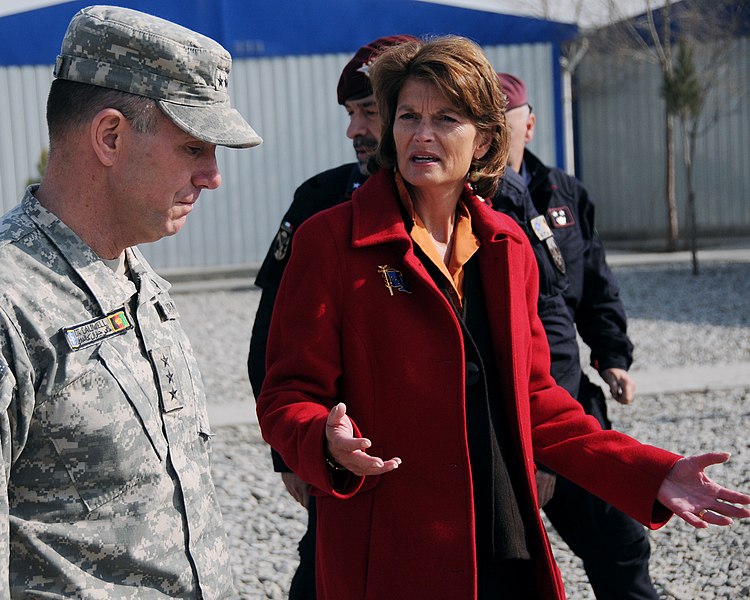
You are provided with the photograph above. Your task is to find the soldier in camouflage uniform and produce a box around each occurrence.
[0,6,261,598]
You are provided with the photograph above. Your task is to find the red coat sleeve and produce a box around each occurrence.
[256,213,366,498]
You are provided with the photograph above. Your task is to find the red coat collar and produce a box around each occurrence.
[350,169,524,249]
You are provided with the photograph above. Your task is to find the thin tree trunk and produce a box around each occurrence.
[666,111,679,250]
[686,125,699,275]
[658,0,679,251]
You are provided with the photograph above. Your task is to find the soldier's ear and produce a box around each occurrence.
[524,112,536,144]
[90,108,127,167]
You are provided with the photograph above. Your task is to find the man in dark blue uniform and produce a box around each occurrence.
[490,169,580,404]
[498,72,658,600]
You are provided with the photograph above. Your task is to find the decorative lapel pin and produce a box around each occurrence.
[378,265,412,296]
[63,307,133,351]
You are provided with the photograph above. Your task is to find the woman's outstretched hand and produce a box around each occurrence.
[657,452,750,528]
[325,402,402,476]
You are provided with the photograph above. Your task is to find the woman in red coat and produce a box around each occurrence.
[256,36,750,599]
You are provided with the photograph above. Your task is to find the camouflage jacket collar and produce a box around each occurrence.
[21,189,143,315]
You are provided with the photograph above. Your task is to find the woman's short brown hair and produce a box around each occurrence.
[369,35,509,198]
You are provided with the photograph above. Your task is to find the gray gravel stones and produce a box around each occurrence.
[615,263,750,369]
[210,424,306,599]
[176,259,750,599]
[547,387,749,600]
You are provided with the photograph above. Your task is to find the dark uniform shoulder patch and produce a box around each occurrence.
[272,221,294,261]
[547,206,575,228]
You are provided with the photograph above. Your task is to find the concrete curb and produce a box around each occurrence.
[209,400,259,428]
[586,361,750,397]
[606,246,750,267]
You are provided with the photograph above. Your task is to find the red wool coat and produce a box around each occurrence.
[257,169,680,600]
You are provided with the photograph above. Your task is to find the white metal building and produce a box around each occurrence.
[574,8,750,241]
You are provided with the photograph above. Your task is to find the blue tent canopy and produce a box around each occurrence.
[0,0,578,66]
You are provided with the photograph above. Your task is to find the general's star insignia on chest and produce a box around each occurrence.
[152,347,184,413]
[378,265,412,296]
[547,206,575,228]
[63,307,133,351]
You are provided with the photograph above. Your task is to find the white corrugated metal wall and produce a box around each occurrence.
[576,36,750,240]
[0,42,557,271]
[0,65,53,211]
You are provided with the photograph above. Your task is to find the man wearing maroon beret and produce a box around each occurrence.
[248,34,416,599]
[499,71,657,600]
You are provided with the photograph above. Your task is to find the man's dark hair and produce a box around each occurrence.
[47,79,159,149]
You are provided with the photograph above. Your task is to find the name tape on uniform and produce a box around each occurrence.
[63,307,133,351]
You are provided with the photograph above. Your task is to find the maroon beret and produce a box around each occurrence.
[337,34,418,105]
[497,72,529,111]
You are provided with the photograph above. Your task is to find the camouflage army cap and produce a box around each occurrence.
[54,5,262,149]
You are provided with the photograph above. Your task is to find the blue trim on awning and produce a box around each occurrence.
[550,44,566,170]
[0,0,578,66]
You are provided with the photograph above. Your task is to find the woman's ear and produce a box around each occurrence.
[90,108,127,167]
[473,131,491,160]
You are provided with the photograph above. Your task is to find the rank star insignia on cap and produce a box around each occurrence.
[54,5,262,149]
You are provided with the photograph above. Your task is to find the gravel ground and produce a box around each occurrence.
[176,260,750,599]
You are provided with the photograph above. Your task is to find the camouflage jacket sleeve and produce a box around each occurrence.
[0,306,36,600]
[0,336,10,599]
